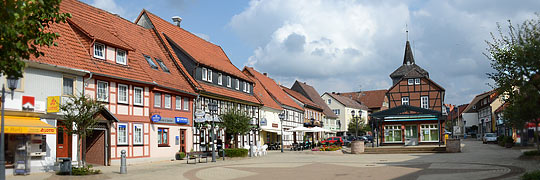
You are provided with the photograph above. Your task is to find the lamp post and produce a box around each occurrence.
[279,112,285,153]
[208,102,218,162]
[351,110,362,140]
[1,76,19,180]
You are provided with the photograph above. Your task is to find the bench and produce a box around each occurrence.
[186,151,208,164]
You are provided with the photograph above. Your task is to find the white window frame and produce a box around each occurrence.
[420,124,439,142]
[202,67,208,81]
[97,80,109,102]
[116,49,127,65]
[117,123,128,145]
[62,76,74,96]
[227,76,231,87]
[183,97,189,111]
[218,73,222,85]
[133,87,143,106]
[207,69,213,82]
[407,79,414,85]
[401,97,409,105]
[133,124,143,145]
[246,83,250,93]
[415,78,420,85]
[385,125,402,143]
[235,79,239,90]
[328,99,331,104]
[93,42,105,59]
[117,84,128,104]
[175,96,181,110]
[421,96,429,109]
[154,92,161,107]
[164,94,171,109]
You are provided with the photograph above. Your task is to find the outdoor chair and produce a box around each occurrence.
[261,144,268,155]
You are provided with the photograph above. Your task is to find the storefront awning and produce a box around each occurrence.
[1,116,56,134]
[261,127,282,135]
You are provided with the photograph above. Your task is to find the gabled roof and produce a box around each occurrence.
[243,67,303,111]
[242,71,283,111]
[281,86,323,112]
[291,81,338,118]
[390,41,429,83]
[463,90,496,113]
[324,93,369,110]
[198,83,260,104]
[67,17,134,51]
[141,10,252,83]
[339,89,387,109]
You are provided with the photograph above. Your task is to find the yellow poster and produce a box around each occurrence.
[47,96,60,113]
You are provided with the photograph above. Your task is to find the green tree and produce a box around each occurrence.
[348,117,370,136]
[486,14,540,150]
[1,0,71,78]
[221,110,252,148]
[60,94,104,167]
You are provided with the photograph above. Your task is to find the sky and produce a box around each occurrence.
[82,0,539,105]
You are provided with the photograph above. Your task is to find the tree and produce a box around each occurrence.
[347,117,370,136]
[486,14,540,150]
[1,0,71,78]
[59,94,104,167]
[221,110,252,148]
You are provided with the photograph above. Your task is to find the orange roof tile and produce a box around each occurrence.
[244,67,303,111]
[198,82,260,104]
[281,86,322,111]
[243,71,282,110]
[340,90,387,109]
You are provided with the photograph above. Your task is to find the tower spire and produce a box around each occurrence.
[403,40,415,65]
[406,24,408,41]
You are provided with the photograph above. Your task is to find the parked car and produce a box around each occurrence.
[361,135,374,143]
[483,133,497,144]
[321,136,344,146]
[342,136,357,146]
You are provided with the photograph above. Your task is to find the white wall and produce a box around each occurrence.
[463,113,479,127]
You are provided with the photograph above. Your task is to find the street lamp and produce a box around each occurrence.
[208,102,218,162]
[1,75,19,180]
[351,110,362,140]
[279,112,285,153]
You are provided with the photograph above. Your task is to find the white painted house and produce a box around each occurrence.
[321,92,369,136]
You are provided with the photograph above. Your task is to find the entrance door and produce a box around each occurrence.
[405,125,418,146]
[56,126,71,158]
[179,129,186,153]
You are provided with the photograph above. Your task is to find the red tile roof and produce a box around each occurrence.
[244,67,303,111]
[142,11,253,83]
[326,93,368,110]
[340,90,387,109]
[291,81,338,118]
[198,82,260,104]
[281,86,322,111]
[243,72,283,110]
[67,17,133,51]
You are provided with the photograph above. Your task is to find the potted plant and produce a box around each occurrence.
[175,151,186,160]
[504,136,514,148]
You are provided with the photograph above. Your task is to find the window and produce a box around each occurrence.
[207,69,213,82]
[401,97,409,105]
[117,123,128,145]
[133,124,143,145]
[333,109,340,115]
[414,78,420,85]
[164,94,171,108]
[235,79,239,90]
[227,76,231,87]
[175,96,181,110]
[202,67,208,81]
[144,55,158,70]
[421,96,429,109]
[118,84,128,104]
[158,128,169,146]
[62,77,74,96]
[327,99,331,104]
[97,81,109,102]
[116,49,127,65]
[218,73,222,85]
[246,83,250,93]
[93,43,105,59]
[183,97,189,111]
[154,58,169,72]
[421,124,439,142]
[154,93,161,107]
[408,79,414,85]
[385,125,402,142]
[134,87,143,106]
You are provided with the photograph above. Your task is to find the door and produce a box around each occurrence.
[56,126,71,158]
[405,125,418,146]
[179,129,186,153]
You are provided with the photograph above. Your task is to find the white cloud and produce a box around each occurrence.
[194,33,211,42]
[230,0,539,104]
[90,0,126,17]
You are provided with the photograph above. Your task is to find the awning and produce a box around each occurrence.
[261,127,282,135]
[1,116,56,134]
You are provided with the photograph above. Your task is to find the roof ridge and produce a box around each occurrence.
[71,0,143,28]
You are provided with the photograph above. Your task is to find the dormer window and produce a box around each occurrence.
[202,67,208,81]
[116,49,127,65]
[227,76,231,87]
[144,55,158,70]
[155,58,169,72]
[94,42,105,59]
[207,69,212,82]
[235,79,239,90]
[246,83,250,93]
[218,73,222,85]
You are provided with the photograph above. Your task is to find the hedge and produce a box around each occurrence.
[523,150,540,156]
[522,170,540,180]
[218,148,248,157]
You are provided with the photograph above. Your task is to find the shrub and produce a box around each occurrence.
[57,166,101,176]
[522,170,540,180]
[176,152,186,160]
[504,136,514,144]
[497,135,505,142]
[219,148,248,157]
[523,150,540,156]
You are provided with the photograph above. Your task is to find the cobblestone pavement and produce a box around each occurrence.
[7,139,540,180]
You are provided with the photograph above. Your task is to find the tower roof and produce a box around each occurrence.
[389,41,429,83]
[403,41,415,65]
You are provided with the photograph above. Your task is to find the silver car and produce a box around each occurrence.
[483,133,497,144]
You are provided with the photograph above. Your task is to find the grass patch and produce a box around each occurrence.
[522,170,540,180]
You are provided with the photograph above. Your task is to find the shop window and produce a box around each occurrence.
[385,125,402,142]
[421,124,439,142]
[158,128,169,146]
[117,123,128,145]
[134,87,143,106]
[133,124,143,145]
[97,80,109,102]
[118,84,128,104]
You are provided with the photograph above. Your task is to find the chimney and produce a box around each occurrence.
[263,73,267,76]
[172,16,182,27]
[332,92,335,94]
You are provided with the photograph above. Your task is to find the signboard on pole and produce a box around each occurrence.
[151,114,162,122]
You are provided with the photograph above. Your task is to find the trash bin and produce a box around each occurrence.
[58,158,72,175]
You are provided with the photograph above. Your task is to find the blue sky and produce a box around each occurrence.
[82,0,540,105]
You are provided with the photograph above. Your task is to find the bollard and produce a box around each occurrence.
[120,150,127,174]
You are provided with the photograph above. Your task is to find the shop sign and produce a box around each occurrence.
[46,96,60,113]
[194,110,205,118]
[151,114,162,122]
[22,96,35,111]
[175,117,189,124]
[5,126,56,134]
[260,118,267,126]
[272,123,278,128]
